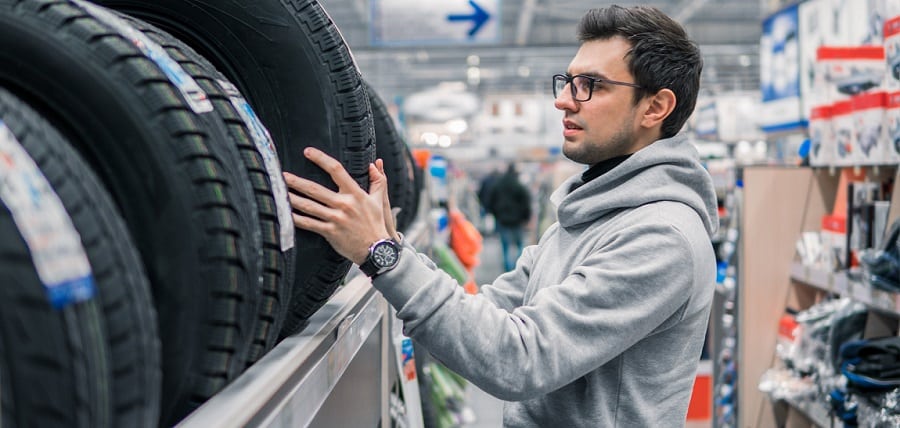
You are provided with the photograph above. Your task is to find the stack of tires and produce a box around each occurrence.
[0,0,421,426]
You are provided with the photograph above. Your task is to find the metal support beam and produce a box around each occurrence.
[673,0,712,23]
[515,0,538,45]
[352,0,369,24]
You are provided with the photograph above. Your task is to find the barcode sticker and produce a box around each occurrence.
[218,79,295,251]
[0,120,95,308]
[74,0,214,114]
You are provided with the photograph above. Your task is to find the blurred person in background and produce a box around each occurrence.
[476,167,500,234]
[284,5,717,426]
[485,162,532,271]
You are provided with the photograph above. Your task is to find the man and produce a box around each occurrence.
[486,162,532,271]
[285,5,717,426]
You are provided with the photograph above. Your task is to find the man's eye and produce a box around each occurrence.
[575,78,592,91]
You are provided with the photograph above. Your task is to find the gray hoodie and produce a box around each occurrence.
[374,134,718,427]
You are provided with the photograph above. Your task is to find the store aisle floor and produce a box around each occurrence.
[464,233,505,427]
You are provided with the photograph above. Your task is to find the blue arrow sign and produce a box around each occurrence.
[371,0,500,46]
[447,0,491,38]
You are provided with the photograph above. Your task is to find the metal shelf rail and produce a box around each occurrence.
[179,221,429,427]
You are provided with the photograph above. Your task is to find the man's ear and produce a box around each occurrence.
[640,88,676,129]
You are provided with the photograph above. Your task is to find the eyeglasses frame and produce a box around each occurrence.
[552,73,643,102]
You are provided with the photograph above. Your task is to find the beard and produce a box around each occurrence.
[562,121,635,165]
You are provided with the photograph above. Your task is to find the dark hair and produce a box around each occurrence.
[577,5,702,139]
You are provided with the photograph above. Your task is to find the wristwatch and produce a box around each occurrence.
[359,238,401,279]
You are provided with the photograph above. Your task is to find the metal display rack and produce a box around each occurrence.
[178,221,429,428]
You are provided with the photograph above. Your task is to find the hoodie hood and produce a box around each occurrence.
[550,134,718,237]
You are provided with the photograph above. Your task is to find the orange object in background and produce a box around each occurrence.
[778,314,799,342]
[449,209,483,270]
[686,361,712,422]
[463,276,479,295]
[411,148,431,170]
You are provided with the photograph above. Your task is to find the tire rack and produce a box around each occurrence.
[178,220,429,427]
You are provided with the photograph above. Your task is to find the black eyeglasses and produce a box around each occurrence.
[552,73,642,102]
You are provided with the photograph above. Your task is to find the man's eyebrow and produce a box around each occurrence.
[567,71,607,79]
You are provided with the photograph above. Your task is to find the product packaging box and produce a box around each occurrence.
[821,214,847,270]
[852,91,887,164]
[886,91,900,163]
[799,0,840,120]
[885,15,900,90]
[816,46,886,105]
[831,99,856,166]
[809,104,834,166]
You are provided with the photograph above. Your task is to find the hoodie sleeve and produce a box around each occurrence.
[476,244,537,311]
[372,218,698,401]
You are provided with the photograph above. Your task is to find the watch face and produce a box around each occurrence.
[372,241,399,268]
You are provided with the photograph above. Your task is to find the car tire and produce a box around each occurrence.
[366,81,419,232]
[0,87,161,427]
[90,0,377,336]
[119,13,296,369]
[0,1,261,423]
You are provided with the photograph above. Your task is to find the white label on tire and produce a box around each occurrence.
[73,0,214,114]
[0,120,96,308]
[218,79,295,252]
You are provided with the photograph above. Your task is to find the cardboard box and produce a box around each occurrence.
[831,99,856,165]
[816,46,886,105]
[851,91,888,164]
[809,104,833,166]
[885,91,900,162]
[884,15,900,90]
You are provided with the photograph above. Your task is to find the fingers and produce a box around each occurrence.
[283,171,340,207]
[291,210,331,235]
[303,147,357,191]
[288,192,337,222]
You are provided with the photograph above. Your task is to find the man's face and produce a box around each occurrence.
[554,36,646,165]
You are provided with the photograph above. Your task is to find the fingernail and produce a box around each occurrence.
[303,147,311,157]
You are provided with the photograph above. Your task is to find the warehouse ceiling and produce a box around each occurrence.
[319,0,765,104]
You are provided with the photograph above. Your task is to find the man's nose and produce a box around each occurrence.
[554,88,577,111]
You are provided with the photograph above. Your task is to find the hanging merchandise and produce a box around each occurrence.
[448,209,483,294]
[432,241,469,287]
[419,360,475,428]
[434,186,483,292]
[859,218,900,292]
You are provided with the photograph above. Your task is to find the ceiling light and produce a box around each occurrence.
[467,67,481,85]
[467,55,480,66]
[445,119,468,134]
[422,132,439,145]
[438,135,453,147]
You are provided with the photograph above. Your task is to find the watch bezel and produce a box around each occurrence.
[370,240,400,268]
[361,238,401,278]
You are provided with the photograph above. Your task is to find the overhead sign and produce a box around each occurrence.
[370,0,501,46]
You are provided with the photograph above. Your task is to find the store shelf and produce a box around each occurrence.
[778,396,834,428]
[789,262,900,316]
[176,221,431,428]
[177,272,386,427]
